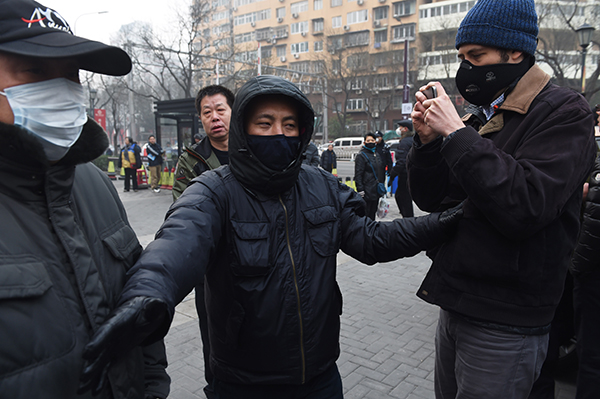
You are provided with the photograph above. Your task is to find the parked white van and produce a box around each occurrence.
[331,136,364,160]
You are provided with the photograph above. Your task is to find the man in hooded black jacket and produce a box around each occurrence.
[79,76,462,398]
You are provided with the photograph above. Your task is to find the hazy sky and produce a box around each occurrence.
[46,0,184,44]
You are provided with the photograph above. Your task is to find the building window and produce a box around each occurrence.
[332,16,342,28]
[420,1,474,18]
[331,15,342,28]
[374,6,389,21]
[392,23,415,42]
[314,0,323,10]
[235,32,256,43]
[291,41,309,53]
[314,41,324,51]
[276,7,286,18]
[276,45,287,57]
[331,0,342,7]
[274,26,289,38]
[373,75,390,89]
[329,36,343,51]
[262,46,272,58]
[345,31,369,47]
[234,0,266,5]
[291,61,311,73]
[212,11,229,21]
[374,29,387,43]
[313,61,325,73]
[393,0,416,17]
[347,53,368,70]
[291,0,309,14]
[291,21,309,34]
[347,98,364,111]
[313,18,324,33]
[347,9,368,25]
[256,9,271,21]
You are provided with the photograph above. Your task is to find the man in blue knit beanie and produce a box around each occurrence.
[407,0,597,398]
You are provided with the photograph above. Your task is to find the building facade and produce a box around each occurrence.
[196,0,599,141]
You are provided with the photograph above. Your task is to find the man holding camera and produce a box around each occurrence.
[407,0,596,397]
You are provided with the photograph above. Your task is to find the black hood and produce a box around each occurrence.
[229,75,315,196]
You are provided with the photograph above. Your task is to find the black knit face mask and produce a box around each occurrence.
[455,57,532,106]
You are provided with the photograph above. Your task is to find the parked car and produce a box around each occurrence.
[331,136,364,160]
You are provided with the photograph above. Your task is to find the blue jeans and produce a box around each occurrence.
[435,309,548,399]
[213,364,343,399]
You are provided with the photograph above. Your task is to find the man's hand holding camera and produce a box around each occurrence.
[412,82,465,144]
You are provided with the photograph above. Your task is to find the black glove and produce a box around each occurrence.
[438,202,464,236]
[78,296,169,395]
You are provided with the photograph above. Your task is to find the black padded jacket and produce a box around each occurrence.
[119,76,452,386]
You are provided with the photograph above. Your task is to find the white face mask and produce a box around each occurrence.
[0,78,87,161]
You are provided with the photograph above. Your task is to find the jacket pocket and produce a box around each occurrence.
[230,220,270,277]
[101,221,142,269]
[0,256,75,378]
[302,205,339,257]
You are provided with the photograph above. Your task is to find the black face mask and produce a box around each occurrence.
[246,134,302,171]
[455,57,533,106]
[364,142,376,150]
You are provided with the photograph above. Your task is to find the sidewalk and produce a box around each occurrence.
[115,182,576,399]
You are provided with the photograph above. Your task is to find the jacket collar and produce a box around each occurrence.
[498,65,550,115]
[0,119,108,199]
[187,136,217,160]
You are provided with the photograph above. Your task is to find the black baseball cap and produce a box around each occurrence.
[397,120,413,131]
[0,0,131,76]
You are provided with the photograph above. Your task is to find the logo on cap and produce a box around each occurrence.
[22,7,72,34]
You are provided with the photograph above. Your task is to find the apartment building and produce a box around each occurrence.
[198,0,426,138]
[197,0,599,139]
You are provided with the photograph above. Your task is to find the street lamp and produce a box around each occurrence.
[88,88,97,118]
[73,11,109,35]
[575,23,595,94]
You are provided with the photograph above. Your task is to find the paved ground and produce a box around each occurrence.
[114,178,577,399]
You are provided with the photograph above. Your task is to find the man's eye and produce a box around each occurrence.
[26,68,44,75]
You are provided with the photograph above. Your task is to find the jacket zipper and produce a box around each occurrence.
[279,195,306,384]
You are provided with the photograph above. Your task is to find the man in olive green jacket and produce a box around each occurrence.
[172,85,234,200]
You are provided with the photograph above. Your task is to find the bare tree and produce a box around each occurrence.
[536,0,600,99]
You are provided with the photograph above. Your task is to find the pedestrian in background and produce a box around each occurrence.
[172,85,233,201]
[320,143,337,174]
[119,136,141,192]
[0,0,170,397]
[78,75,463,399]
[172,84,234,399]
[146,135,164,193]
[407,0,596,397]
[302,141,320,167]
[355,132,382,220]
[388,120,414,218]
[571,116,600,399]
[374,131,393,179]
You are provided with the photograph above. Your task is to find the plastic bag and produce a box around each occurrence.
[377,196,390,219]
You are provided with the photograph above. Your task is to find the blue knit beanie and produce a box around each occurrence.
[455,0,538,56]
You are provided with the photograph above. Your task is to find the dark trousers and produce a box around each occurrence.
[195,283,214,398]
[574,270,600,399]
[394,172,414,218]
[213,364,343,399]
[365,200,377,220]
[124,168,138,191]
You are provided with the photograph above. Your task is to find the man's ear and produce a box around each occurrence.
[509,50,525,64]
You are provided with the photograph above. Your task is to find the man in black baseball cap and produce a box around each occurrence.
[0,0,131,75]
[0,1,169,398]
